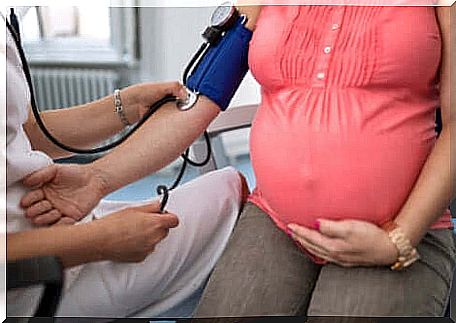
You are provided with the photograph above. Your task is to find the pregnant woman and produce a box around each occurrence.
[194,5,455,317]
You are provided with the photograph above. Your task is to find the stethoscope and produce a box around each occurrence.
[5,8,222,213]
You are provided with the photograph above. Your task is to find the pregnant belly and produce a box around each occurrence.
[250,109,433,228]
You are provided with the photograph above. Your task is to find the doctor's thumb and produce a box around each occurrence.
[158,213,180,229]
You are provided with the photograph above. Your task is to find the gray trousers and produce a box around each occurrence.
[194,203,456,318]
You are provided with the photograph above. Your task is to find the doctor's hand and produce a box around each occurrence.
[93,202,179,263]
[287,219,399,267]
[20,163,106,225]
[120,81,188,123]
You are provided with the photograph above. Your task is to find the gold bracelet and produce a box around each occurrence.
[382,221,420,271]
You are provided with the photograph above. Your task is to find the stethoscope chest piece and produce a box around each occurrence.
[176,87,199,111]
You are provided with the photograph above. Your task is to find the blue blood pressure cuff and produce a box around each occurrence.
[186,18,253,111]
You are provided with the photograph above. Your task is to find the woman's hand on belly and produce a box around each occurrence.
[287,219,398,267]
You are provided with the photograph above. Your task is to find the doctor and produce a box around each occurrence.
[4,6,253,317]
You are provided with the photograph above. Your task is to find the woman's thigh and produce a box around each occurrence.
[307,229,456,316]
[194,202,321,317]
[57,167,243,317]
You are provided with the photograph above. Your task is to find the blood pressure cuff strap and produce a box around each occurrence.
[186,18,253,111]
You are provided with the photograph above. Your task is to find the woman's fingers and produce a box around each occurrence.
[144,81,187,102]
[317,219,352,239]
[162,81,187,100]
[293,235,357,267]
[32,209,62,226]
[288,223,364,267]
[25,200,53,218]
[288,224,334,259]
[54,217,77,226]
[21,189,67,226]
[20,189,45,208]
[21,188,66,226]
[287,224,334,253]
[22,164,57,188]
[292,234,330,259]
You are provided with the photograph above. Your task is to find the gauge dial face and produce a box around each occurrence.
[210,2,234,27]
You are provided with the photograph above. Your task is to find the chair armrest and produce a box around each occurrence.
[7,256,64,317]
[192,104,258,174]
[207,104,258,137]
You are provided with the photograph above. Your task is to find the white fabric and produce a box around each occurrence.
[12,7,32,20]
[6,14,54,234]
[5,18,241,317]
[57,168,241,317]
[6,13,52,317]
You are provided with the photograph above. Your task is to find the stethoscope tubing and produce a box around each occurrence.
[6,14,213,213]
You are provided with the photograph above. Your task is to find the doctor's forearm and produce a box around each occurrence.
[24,95,134,160]
[85,96,220,196]
[22,6,260,161]
[7,223,103,268]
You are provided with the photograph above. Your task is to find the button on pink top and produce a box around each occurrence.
[247,6,452,251]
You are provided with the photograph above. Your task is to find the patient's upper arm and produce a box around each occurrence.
[236,4,262,31]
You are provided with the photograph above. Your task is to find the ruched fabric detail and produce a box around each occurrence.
[247,6,452,241]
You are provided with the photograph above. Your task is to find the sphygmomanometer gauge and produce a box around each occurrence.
[210,2,239,31]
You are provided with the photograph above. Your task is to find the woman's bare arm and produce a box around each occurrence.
[83,5,263,196]
[23,82,186,160]
[237,4,262,30]
[18,5,262,227]
[24,6,262,162]
[394,6,455,246]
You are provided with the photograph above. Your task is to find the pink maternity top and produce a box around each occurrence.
[247,6,453,248]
